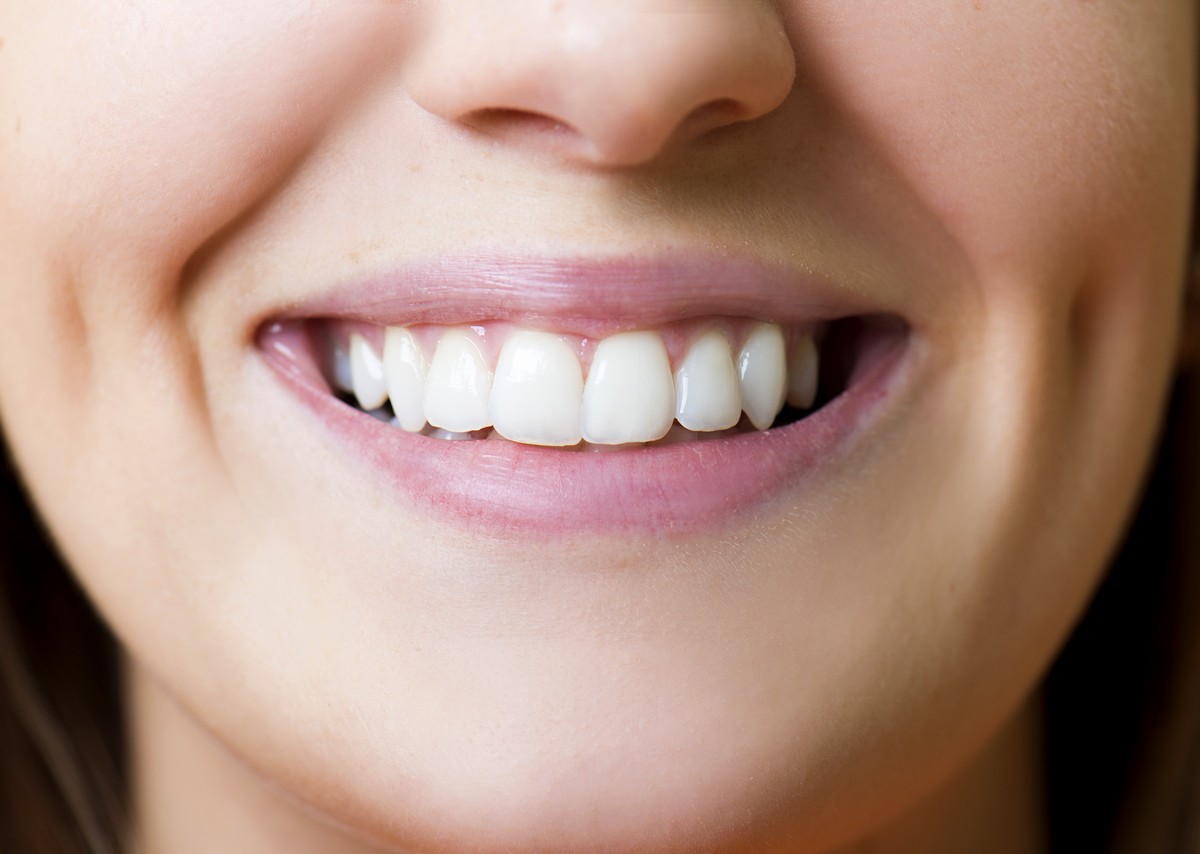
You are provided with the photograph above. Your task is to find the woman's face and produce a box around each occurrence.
[0,1,1194,850]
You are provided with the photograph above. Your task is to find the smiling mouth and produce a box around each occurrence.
[269,314,901,450]
[256,253,917,536]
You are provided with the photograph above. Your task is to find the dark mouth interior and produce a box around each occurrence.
[771,314,908,430]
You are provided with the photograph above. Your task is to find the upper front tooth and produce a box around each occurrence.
[737,323,787,430]
[384,327,429,433]
[349,334,388,411]
[490,330,583,447]
[674,330,742,432]
[423,329,493,433]
[787,334,819,410]
[582,331,675,445]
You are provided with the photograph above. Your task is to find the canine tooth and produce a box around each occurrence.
[737,323,787,430]
[787,334,820,410]
[349,334,388,410]
[674,330,742,432]
[423,329,493,433]
[384,327,429,433]
[582,331,674,444]
[491,330,583,446]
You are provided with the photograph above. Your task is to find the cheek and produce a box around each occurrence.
[0,2,404,277]
[0,3,402,665]
[761,0,1196,755]
[793,1,1195,287]
[791,3,1195,582]
[0,0,403,552]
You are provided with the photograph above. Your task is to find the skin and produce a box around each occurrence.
[0,1,1196,851]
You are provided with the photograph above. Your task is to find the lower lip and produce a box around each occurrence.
[259,329,915,539]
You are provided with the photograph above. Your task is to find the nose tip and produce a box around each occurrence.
[406,2,797,168]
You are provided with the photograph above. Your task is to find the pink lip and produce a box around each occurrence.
[257,253,918,538]
[268,249,901,332]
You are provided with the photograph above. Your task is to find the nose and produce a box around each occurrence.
[405,1,797,168]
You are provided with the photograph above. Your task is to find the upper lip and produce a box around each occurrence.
[265,249,907,333]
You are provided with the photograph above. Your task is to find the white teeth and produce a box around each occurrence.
[349,334,388,411]
[737,323,788,430]
[490,331,583,447]
[423,329,493,433]
[674,330,742,432]
[424,428,479,441]
[787,334,820,410]
[384,327,429,433]
[581,331,675,445]
[329,340,354,393]
[337,320,822,446]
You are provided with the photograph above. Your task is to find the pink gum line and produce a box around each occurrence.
[318,317,823,374]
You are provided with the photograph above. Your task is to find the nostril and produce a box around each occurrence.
[462,108,578,146]
[691,98,750,125]
[679,97,758,146]
[463,106,671,168]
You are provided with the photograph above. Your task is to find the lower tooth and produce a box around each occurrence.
[425,428,480,441]
[328,341,354,393]
[583,441,643,452]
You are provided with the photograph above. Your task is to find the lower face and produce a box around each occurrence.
[0,1,1194,851]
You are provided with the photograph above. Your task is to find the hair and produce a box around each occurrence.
[0,448,126,853]
[1045,344,1200,853]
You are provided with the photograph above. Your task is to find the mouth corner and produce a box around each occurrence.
[251,255,916,536]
